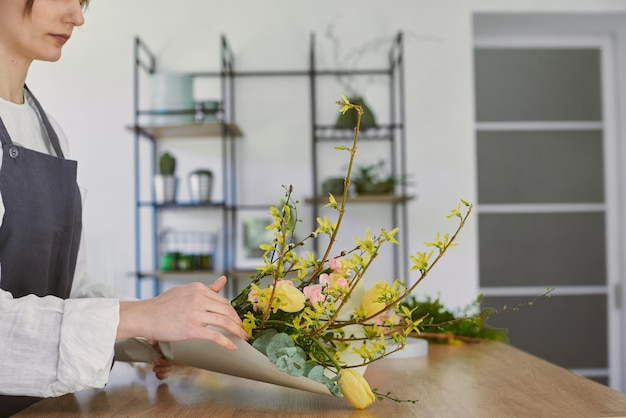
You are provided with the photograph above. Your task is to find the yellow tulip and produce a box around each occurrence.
[274,282,306,313]
[360,280,389,317]
[339,369,375,409]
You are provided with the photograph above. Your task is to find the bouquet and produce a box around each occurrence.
[228,96,472,409]
[115,96,473,410]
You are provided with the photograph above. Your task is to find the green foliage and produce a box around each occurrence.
[401,294,508,343]
[158,152,176,176]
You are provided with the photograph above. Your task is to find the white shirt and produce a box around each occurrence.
[0,93,120,397]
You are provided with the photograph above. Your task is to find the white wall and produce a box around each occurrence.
[26,0,626,308]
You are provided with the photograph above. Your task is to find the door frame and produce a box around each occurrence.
[473,16,626,391]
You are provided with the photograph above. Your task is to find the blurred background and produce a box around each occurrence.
[25,0,626,391]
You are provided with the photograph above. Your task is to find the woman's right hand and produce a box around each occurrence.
[117,276,248,351]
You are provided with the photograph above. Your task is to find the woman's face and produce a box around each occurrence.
[0,0,85,64]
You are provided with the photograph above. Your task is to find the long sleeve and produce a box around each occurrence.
[0,103,122,397]
[0,290,118,397]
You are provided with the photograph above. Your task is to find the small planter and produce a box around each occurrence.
[321,177,347,196]
[188,169,213,203]
[335,96,377,131]
[355,178,394,195]
[153,174,178,203]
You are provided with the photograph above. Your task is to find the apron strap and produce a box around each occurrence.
[23,85,65,159]
[0,117,12,147]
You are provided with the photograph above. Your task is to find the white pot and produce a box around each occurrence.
[153,175,178,204]
[188,171,213,203]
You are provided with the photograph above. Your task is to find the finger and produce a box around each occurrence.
[200,311,249,341]
[200,296,244,327]
[195,326,240,351]
[147,339,166,358]
[207,276,227,293]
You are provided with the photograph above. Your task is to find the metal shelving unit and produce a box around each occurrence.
[308,32,411,280]
[130,32,411,298]
[131,36,239,298]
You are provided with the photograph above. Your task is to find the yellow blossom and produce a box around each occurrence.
[274,282,306,313]
[339,369,375,409]
[360,280,390,317]
[242,312,257,337]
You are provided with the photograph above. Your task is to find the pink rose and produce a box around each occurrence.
[329,257,342,271]
[248,287,259,311]
[303,284,325,304]
[335,276,348,289]
[319,273,331,287]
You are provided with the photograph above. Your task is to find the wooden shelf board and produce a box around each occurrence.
[136,270,260,279]
[129,122,242,139]
[137,271,217,279]
[304,194,415,204]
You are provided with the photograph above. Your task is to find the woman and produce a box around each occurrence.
[0,1,248,415]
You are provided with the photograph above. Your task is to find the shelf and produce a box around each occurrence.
[314,124,401,141]
[305,194,415,204]
[137,270,218,279]
[129,122,242,139]
[138,201,227,209]
[137,270,259,279]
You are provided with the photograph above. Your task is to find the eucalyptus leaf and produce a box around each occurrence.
[306,365,342,396]
[306,365,328,383]
[251,329,278,355]
[266,332,295,362]
[274,346,307,376]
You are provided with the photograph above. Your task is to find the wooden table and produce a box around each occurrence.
[17,342,626,417]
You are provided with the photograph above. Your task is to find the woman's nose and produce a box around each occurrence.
[62,0,85,27]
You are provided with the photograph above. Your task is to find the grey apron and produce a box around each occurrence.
[0,87,82,417]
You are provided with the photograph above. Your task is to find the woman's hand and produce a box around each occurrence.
[146,340,175,380]
[117,276,248,351]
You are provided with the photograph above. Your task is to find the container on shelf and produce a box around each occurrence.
[150,73,194,126]
[188,169,213,203]
[159,231,217,271]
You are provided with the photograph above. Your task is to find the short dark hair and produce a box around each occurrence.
[25,0,90,14]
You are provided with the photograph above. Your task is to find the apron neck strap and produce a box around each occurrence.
[0,117,12,147]
[23,86,65,159]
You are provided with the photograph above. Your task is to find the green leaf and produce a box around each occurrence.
[251,329,278,355]
[266,332,295,362]
[305,365,342,395]
[274,346,307,376]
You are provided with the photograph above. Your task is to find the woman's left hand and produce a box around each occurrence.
[148,339,175,380]
[151,357,175,380]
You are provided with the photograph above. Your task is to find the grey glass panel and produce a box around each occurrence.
[482,295,607,369]
[475,48,602,121]
[477,130,604,204]
[479,212,606,287]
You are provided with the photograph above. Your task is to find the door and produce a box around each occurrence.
[473,34,621,388]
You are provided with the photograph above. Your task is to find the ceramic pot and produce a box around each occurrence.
[188,170,213,203]
[153,174,178,203]
[355,178,394,195]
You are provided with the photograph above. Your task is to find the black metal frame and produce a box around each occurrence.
[132,35,236,298]
[308,32,409,280]
[131,32,409,298]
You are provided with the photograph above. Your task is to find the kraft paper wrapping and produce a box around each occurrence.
[114,328,332,396]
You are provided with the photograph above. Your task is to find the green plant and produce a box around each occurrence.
[401,295,508,343]
[352,159,399,195]
[159,152,176,176]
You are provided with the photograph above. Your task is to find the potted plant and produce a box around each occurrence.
[352,159,398,195]
[324,22,394,131]
[153,152,177,204]
[188,168,213,203]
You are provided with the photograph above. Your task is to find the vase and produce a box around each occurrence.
[153,174,178,204]
[188,170,213,203]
